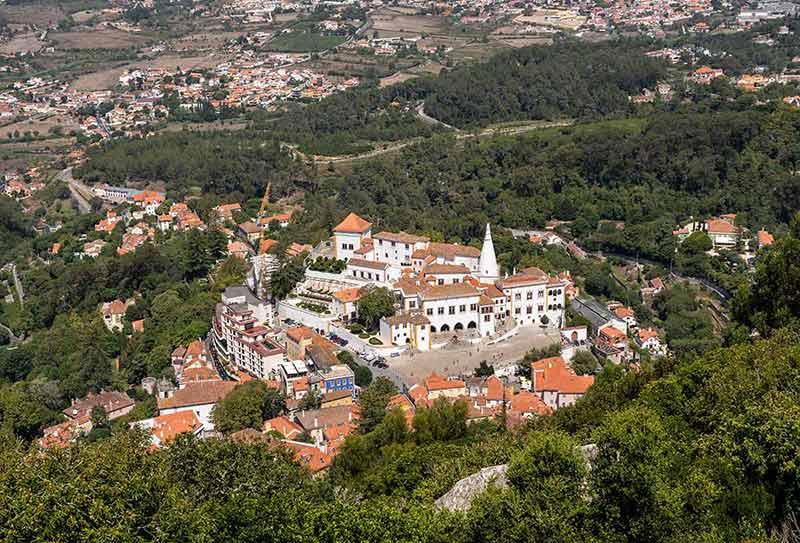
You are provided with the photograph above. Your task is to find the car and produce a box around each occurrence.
[390,352,400,358]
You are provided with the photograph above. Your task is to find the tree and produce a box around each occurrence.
[356,288,396,330]
[682,231,713,255]
[570,350,598,376]
[733,215,800,335]
[357,377,397,434]
[212,381,286,435]
[412,397,468,444]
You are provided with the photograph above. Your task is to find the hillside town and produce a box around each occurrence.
[33,204,686,473]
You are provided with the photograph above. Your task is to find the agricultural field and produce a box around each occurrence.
[267,31,347,52]
[49,29,152,50]
[0,33,44,55]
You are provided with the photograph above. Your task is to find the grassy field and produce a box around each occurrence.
[267,32,346,52]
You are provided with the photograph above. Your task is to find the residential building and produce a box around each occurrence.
[332,212,373,260]
[212,286,283,379]
[531,356,594,410]
[636,327,667,357]
[156,381,238,434]
[497,267,567,329]
[133,411,203,447]
[63,391,135,422]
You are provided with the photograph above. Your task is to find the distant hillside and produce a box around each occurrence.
[423,41,667,128]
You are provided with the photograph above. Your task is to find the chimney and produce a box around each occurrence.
[348,411,352,422]
[314,417,318,428]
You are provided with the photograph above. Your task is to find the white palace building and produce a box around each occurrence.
[328,213,569,352]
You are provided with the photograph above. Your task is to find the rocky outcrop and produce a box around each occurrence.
[434,464,509,512]
[434,443,598,513]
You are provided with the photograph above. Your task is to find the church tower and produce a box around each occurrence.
[478,223,500,282]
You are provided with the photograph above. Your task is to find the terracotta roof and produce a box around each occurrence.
[132,319,145,333]
[638,327,660,342]
[239,221,260,234]
[104,299,127,315]
[64,391,134,420]
[157,381,237,410]
[419,282,480,301]
[347,258,389,270]
[599,326,627,341]
[414,242,480,260]
[333,287,362,303]
[424,372,466,392]
[532,357,594,395]
[498,267,550,288]
[757,229,774,246]
[150,411,202,445]
[507,390,552,417]
[333,212,372,233]
[282,441,332,472]
[373,231,428,243]
[706,219,737,235]
[286,326,314,343]
[424,263,470,275]
[296,405,356,431]
[259,238,279,255]
[186,340,205,357]
[613,307,635,319]
[263,415,303,440]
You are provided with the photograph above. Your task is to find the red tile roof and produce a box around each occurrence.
[333,212,372,233]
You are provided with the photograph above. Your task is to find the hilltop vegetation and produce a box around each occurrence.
[423,41,666,128]
[260,40,666,154]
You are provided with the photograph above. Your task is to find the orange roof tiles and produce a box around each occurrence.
[532,356,594,395]
[150,411,202,445]
[263,416,303,440]
[757,229,774,247]
[333,287,362,303]
[424,372,466,392]
[286,326,314,343]
[333,212,372,233]
[259,238,279,255]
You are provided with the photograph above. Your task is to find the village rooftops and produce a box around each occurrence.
[497,267,556,288]
[333,287,362,303]
[757,229,774,246]
[347,258,389,270]
[157,381,238,410]
[423,263,471,275]
[424,372,466,392]
[532,356,594,395]
[385,311,431,326]
[296,404,356,431]
[373,231,429,243]
[64,390,134,421]
[419,282,481,301]
[286,325,315,343]
[333,212,372,234]
[412,242,481,260]
[706,219,738,234]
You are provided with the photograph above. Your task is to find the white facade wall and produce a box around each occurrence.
[346,262,389,282]
[372,238,427,268]
[334,231,367,261]
[420,294,482,333]
[503,283,565,328]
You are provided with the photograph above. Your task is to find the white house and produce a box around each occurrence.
[497,267,567,329]
[333,212,372,260]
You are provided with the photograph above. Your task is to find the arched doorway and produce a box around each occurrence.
[430,325,437,333]
[440,324,450,332]
[454,322,464,331]
[571,331,578,343]
[467,321,477,329]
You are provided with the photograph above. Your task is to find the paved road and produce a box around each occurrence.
[58,167,92,214]
[292,118,575,165]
